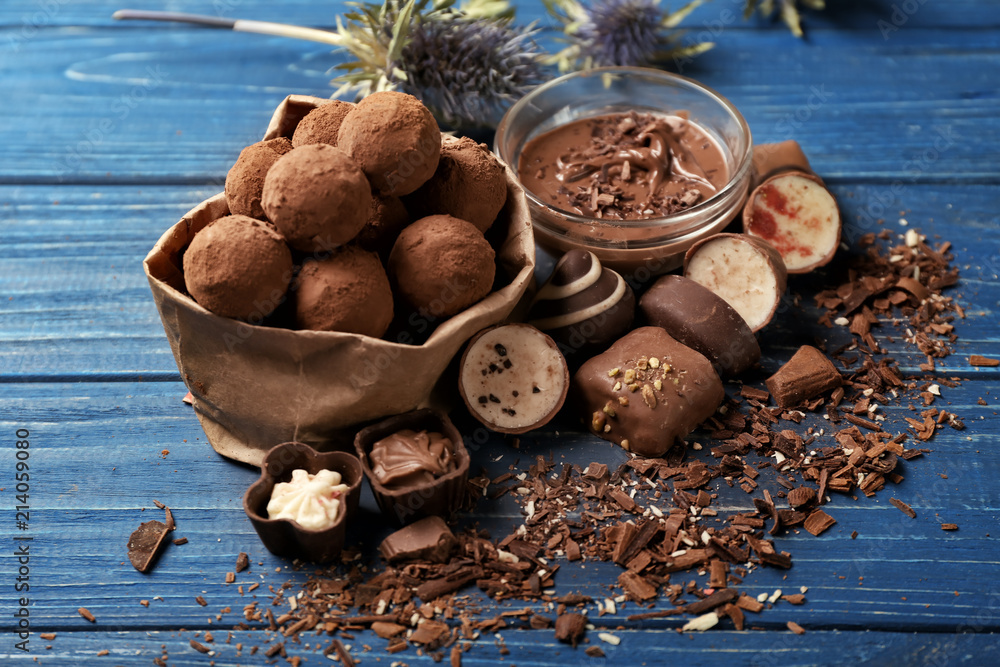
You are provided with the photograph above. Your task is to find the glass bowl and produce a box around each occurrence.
[495,67,752,279]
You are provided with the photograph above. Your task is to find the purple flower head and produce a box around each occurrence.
[391,17,544,127]
[575,0,664,67]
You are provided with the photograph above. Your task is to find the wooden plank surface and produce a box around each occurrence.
[2,27,1000,183]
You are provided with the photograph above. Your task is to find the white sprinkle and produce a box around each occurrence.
[905,228,920,247]
[863,388,875,396]
[834,317,850,326]
[681,612,719,632]
[605,598,617,615]
[598,632,621,645]
[701,530,711,545]
[768,589,782,604]
[899,218,908,226]
[692,442,703,451]
[525,500,535,518]
[497,550,519,564]
[800,586,809,594]
[650,505,664,518]
[757,592,769,603]
[671,549,688,558]
[928,384,941,396]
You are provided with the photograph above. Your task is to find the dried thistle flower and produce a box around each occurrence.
[544,0,713,72]
[332,0,543,127]
[744,0,826,37]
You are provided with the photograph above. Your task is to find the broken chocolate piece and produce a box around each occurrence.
[128,503,176,573]
[639,274,761,377]
[379,516,457,564]
[765,345,843,409]
[554,612,587,647]
[803,510,836,536]
[459,324,569,434]
[684,233,788,332]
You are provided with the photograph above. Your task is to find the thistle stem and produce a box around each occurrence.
[112,9,344,46]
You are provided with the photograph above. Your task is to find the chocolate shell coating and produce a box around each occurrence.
[388,214,495,319]
[405,136,507,233]
[182,214,293,321]
[293,246,393,337]
[573,327,724,457]
[291,99,354,148]
[683,233,788,333]
[527,249,634,358]
[337,91,441,196]
[458,324,570,434]
[639,274,760,377]
[261,144,372,253]
[224,137,293,220]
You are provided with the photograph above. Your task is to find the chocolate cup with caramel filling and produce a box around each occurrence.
[354,409,470,526]
[243,442,363,563]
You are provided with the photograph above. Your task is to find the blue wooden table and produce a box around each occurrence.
[2,1,999,664]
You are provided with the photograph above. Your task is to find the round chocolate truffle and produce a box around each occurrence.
[406,136,507,232]
[224,137,293,220]
[261,144,372,253]
[639,274,760,378]
[337,91,441,196]
[183,214,293,321]
[355,193,411,259]
[388,215,495,319]
[291,100,355,148]
[527,250,634,357]
[293,246,393,337]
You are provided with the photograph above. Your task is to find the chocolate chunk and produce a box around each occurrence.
[459,324,569,434]
[765,345,843,408]
[527,250,635,357]
[803,510,836,536]
[889,497,917,518]
[573,327,724,457]
[379,516,457,564]
[554,612,587,647]
[639,275,760,377]
[127,519,172,573]
[684,233,788,332]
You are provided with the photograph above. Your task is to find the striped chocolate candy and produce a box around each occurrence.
[527,250,634,356]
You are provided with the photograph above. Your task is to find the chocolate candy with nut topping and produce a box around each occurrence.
[573,327,724,457]
[459,324,569,434]
[527,249,634,357]
[639,274,759,378]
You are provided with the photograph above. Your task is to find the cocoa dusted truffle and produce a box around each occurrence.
[293,246,393,337]
[337,91,441,196]
[224,137,293,220]
[573,327,724,457]
[388,214,495,319]
[291,99,354,148]
[458,324,570,434]
[406,136,507,233]
[527,250,634,357]
[639,275,760,378]
[355,194,411,259]
[261,144,372,253]
[183,214,293,321]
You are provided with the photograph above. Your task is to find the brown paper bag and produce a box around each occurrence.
[144,95,535,467]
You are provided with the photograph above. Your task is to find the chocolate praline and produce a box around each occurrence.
[573,327,724,457]
[527,249,634,358]
[224,137,293,220]
[639,274,760,378]
[182,214,293,321]
[337,91,441,196]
